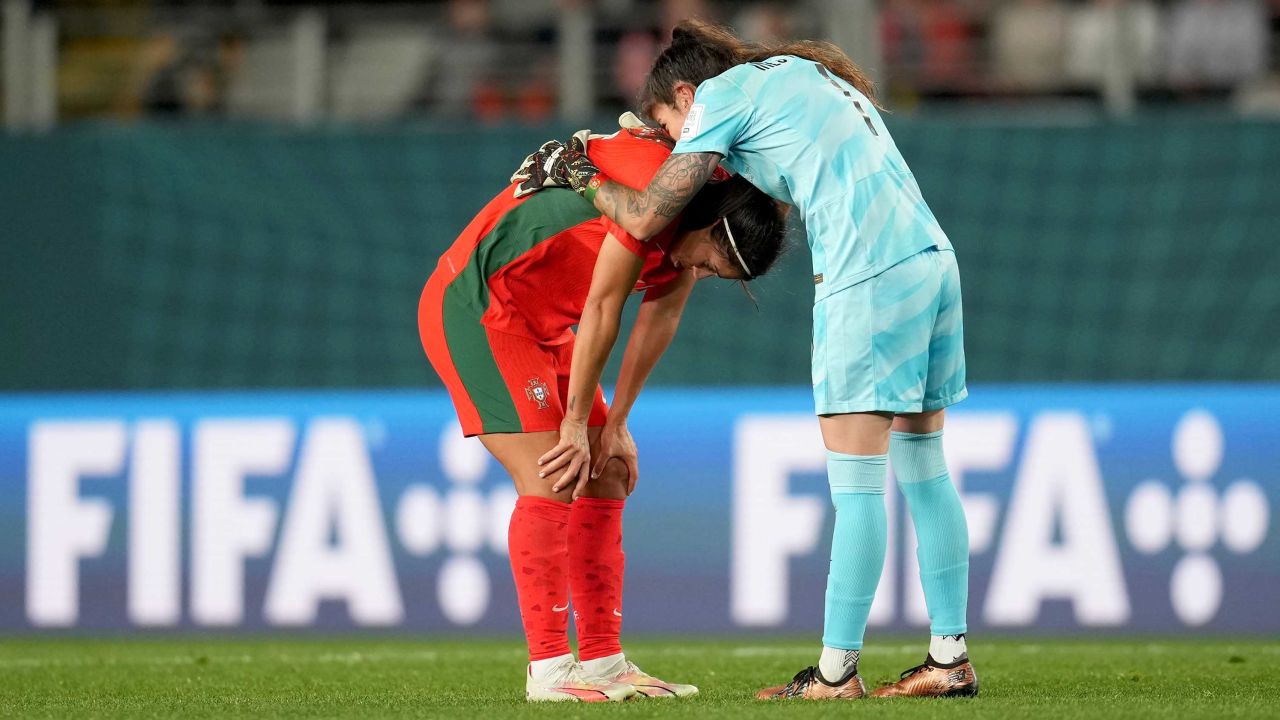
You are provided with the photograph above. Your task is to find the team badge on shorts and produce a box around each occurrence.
[525,378,551,410]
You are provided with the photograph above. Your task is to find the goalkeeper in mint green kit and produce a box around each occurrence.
[512,19,976,700]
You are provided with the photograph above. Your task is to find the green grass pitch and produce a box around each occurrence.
[1,637,1276,718]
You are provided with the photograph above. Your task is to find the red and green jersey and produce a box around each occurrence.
[431,128,684,346]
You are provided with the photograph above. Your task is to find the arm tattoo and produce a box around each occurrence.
[595,152,721,238]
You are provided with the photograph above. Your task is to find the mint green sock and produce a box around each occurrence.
[821,451,888,650]
[892,430,969,636]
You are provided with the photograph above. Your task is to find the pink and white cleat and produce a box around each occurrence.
[584,657,699,699]
[525,657,636,703]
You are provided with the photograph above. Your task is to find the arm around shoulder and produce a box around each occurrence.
[592,152,723,240]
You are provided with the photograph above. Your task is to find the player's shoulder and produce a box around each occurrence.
[589,127,675,167]
[698,63,755,97]
[706,55,808,92]
[588,127,675,190]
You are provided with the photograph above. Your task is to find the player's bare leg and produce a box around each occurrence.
[481,431,636,703]
[757,412,891,700]
[871,409,978,698]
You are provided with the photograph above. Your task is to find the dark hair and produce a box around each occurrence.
[641,18,881,114]
[680,176,787,281]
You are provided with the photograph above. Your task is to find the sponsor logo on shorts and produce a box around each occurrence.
[525,378,551,410]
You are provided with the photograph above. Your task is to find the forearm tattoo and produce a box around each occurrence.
[596,152,721,235]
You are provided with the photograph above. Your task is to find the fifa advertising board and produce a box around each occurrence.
[0,386,1275,633]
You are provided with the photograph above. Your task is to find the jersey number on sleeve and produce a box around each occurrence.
[816,65,878,137]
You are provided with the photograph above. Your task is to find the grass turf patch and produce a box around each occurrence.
[0,637,1275,718]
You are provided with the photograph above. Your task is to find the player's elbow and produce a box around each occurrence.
[642,300,684,325]
[615,213,663,242]
[582,291,626,329]
[634,215,667,241]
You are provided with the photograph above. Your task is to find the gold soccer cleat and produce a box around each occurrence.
[870,657,979,698]
[756,665,866,700]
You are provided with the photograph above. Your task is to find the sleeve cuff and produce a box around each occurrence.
[602,216,646,256]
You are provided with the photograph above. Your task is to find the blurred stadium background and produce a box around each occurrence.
[1,0,1277,644]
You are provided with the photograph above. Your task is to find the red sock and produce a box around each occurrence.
[568,497,626,661]
[507,496,573,661]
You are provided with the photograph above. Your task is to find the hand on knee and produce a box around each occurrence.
[578,458,629,500]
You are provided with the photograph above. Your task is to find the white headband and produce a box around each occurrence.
[722,216,751,277]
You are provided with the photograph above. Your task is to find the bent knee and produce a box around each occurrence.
[582,458,629,500]
[892,409,945,435]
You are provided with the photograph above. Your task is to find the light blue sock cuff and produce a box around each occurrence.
[827,451,887,495]
[890,430,948,484]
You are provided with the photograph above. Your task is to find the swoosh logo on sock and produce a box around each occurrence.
[552,604,569,612]
[613,608,622,617]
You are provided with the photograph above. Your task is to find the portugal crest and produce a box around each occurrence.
[525,378,551,410]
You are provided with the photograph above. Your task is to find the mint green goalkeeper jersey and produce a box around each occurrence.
[672,56,952,297]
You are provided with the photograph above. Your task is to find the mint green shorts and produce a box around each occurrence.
[812,248,968,415]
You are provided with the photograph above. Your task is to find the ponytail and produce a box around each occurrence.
[642,19,880,113]
[641,20,740,112]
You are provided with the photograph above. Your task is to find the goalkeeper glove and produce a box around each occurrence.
[510,138,563,196]
[511,129,608,201]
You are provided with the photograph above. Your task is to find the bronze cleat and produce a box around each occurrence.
[756,666,866,700]
[870,656,979,698]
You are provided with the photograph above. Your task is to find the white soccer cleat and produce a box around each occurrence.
[525,658,637,703]
[585,659,699,699]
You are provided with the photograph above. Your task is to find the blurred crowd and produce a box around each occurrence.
[978,0,1270,94]
[42,0,1280,121]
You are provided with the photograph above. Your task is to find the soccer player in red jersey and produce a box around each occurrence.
[418,120,786,702]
